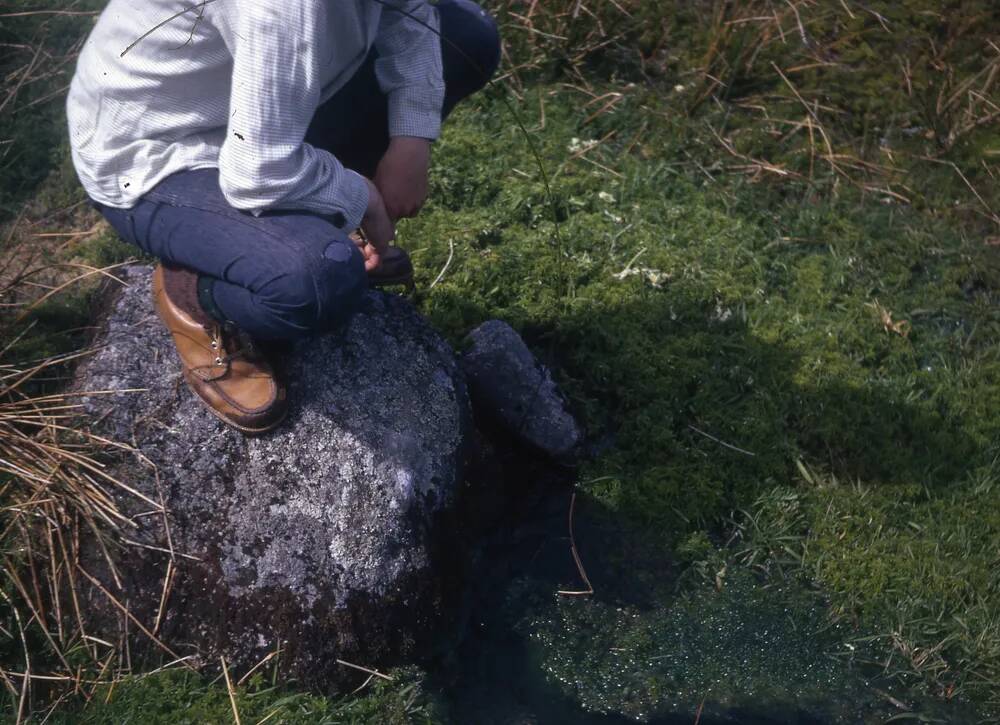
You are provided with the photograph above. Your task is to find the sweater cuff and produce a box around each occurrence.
[387,86,443,140]
[340,169,370,231]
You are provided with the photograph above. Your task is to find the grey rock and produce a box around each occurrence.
[461,320,581,459]
[73,265,470,688]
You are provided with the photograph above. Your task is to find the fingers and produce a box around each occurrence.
[362,245,381,272]
[383,182,428,221]
[362,179,395,250]
[353,236,381,271]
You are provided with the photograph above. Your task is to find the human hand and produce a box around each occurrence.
[373,136,431,221]
[360,178,395,270]
[352,229,382,272]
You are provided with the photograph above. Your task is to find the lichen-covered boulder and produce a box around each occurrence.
[74,264,471,688]
[461,320,582,459]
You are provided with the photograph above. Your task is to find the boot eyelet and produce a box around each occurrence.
[214,356,223,366]
[210,340,218,349]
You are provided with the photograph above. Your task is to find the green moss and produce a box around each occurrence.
[40,667,441,725]
[414,81,996,517]
[518,566,980,722]
[739,473,1000,707]
[402,75,999,711]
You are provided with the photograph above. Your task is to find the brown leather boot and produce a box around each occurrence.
[151,264,287,434]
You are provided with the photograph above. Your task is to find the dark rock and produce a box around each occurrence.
[461,320,581,459]
[73,265,471,688]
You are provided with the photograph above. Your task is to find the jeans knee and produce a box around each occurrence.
[440,0,501,98]
[255,242,365,338]
[315,239,367,331]
[255,258,323,338]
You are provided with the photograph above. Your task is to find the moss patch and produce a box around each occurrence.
[401,73,1000,713]
[43,667,440,725]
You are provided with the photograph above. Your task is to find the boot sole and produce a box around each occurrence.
[183,377,288,435]
[368,274,415,293]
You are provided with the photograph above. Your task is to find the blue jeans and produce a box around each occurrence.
[96,0,500,340]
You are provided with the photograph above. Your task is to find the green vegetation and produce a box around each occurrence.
[0,2,105,219]
[404,76,1000,715]
[520,566,983,722]
[404,0,1000,714]
[2,0,1000,721]
[46,668,439,725]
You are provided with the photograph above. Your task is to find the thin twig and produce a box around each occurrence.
[0,589,31,725]
[918,156,1000,227]
[687,424,756,457]
[236,649,278,687]
[429,239,455,289]
[335,659,393,681]
[152,559,175,636]
[119,0,220,57]
[557,492,594,596]
[0,10,98,18]
[221,657,242,725]
[75,564,189,665]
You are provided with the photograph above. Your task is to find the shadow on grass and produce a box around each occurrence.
[426,286,983,723]
[427,285,980,535]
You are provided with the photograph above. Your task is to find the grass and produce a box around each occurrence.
[0,2,106,217]
[1,0,999,721]
[1,8,149,716]
[736,473,1000,702]
[42,667,441,725]
[402,74,1000,712]
[401,0,1000,711]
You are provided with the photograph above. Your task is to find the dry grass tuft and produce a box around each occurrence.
[491,0,1000,223]
[0,215,179,720]
[0,294,173,720]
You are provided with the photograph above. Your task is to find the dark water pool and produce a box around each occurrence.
[422,447,986,724]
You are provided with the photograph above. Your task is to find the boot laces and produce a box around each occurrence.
[208,324,262,367]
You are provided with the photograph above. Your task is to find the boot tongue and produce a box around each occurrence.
[161,263,215,326]
[221,324,262,362]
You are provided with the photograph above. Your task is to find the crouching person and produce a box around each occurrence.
[67,0,500,433]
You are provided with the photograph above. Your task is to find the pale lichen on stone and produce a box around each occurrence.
[73,264,471,687]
